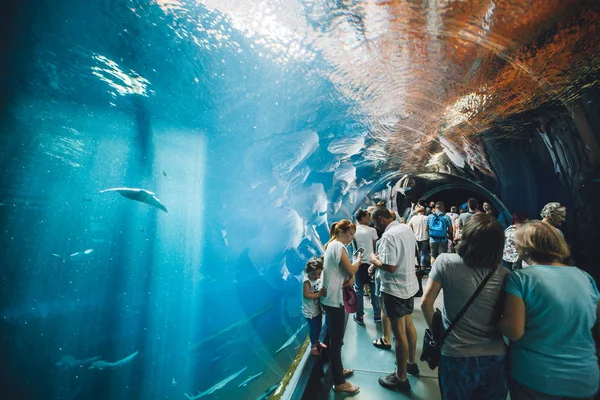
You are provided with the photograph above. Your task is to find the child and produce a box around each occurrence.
[302,257,328,356]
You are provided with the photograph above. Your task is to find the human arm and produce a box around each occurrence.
[339,247,361,275]
[369,236,398,273]
[421,277,442,329]
[499,293,526,341]
[370,253,397,273]
[342,276,355,288]
[303,281,327,299]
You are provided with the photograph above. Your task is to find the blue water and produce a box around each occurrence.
[0,0,379,399]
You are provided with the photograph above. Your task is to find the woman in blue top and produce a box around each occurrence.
[500,220,600,399]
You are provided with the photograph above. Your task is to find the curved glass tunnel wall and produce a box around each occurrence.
[1,0,600,399]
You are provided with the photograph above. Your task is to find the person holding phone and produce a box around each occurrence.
[352,209,381,324]
[321,220,362,395]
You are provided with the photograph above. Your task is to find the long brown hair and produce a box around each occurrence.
[324,220,355,249]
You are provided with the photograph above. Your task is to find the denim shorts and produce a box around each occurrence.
[439,354,507,400]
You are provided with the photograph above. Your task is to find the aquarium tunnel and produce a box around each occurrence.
[1,0,600,399]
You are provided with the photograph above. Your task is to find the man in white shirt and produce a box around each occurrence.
[370,207,419,393]
[352,209,381,324]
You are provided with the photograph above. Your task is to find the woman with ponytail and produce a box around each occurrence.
[321,220,363,395]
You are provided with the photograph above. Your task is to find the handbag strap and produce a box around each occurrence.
[440,266,497,343]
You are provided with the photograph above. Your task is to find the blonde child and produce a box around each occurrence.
[302,257,328,356]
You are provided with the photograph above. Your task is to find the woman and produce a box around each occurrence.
[321,220,362,394]
[499,221,599,399]
[502,212,528,270]
[421,213,509,399]
[540,202,567,235]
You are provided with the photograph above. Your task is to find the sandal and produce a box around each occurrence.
[343,368,354,378]
[333,383,360,394]
[373,337,391,350]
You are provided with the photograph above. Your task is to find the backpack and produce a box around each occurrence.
[429,214,448,239]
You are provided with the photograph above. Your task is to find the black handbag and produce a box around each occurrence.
[414,266,424,298]
[420,266,497,370]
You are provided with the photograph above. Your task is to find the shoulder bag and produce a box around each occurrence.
[420,266,497,370]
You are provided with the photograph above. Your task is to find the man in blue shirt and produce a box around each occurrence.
[426,201,453,264]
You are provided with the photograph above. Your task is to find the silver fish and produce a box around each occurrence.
[88,350,139,370]
[256,384,280,400]
[238,371,264,388]
[100,187,168,213]
[184,367,247,399]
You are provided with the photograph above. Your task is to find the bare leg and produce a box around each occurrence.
[390,316,409,380]
[405,315,417,363]
[382,312,392,344]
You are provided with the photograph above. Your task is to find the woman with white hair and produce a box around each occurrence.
[540,202,567,235]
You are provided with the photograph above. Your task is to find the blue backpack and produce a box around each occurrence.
[429,214,448,239]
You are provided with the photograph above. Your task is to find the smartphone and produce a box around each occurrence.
[353,247,365,258]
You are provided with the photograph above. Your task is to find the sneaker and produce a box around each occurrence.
[373,314,382,323]
[378,372,411,392]
[317,341,328,349]
[407,362,420,377]
[353,314,365,325]
[310,345,318,356]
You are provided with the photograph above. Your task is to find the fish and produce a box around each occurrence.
[83,249,94,255]
[184,367,247,399]
[69,252,80,257]
[238,371,264,388]
[100,187,168,213]
[256,384,280,400]
[171,378,177,386]
[162,170,168,177]
[55,355,101,368]
[88,350,139,370]
[276,322,307,353]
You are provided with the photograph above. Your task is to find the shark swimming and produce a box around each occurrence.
[184,367,247,399]
[275,322,307,354]
[88,350,139,370]
[100,187,168,213]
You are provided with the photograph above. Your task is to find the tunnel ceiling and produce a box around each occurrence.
[3,0,599,189]
[149,0,600,173]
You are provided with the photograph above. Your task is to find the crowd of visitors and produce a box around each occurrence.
[301,197,599,399]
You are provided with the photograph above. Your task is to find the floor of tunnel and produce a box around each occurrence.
[326,277,445,400]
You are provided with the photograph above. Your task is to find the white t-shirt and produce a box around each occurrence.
[302,275,323,318]
[353,224,378,262]
[378,221,419,299]
[447,212,459,223]
[408,214,428,241]
[321,240,350,308]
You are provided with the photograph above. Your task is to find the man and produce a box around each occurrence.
[352,209,381,324]
[427,201,435,215]
[426,201,453,264]
[369,207,420,392]
[457,198,478,231]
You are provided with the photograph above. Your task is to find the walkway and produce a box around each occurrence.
[331,278,443,399]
